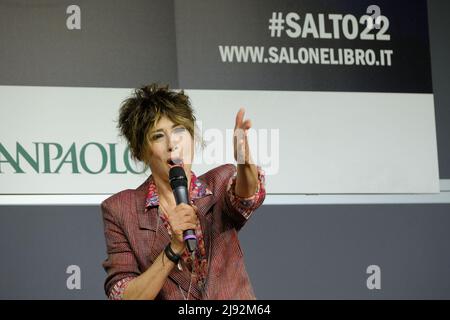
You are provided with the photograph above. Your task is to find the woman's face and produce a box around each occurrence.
[146,115,194,182]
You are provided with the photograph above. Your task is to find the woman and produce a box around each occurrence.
[101,83,266,300]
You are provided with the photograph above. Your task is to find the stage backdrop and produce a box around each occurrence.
[0,0,440,199]
[1,0,450,301]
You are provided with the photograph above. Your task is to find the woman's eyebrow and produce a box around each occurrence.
[151,124,180,134]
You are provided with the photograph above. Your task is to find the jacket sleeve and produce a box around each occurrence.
[101,198,140,299]
[222,164,266,231]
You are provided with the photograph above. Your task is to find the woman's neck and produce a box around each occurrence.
[153,171,191,209]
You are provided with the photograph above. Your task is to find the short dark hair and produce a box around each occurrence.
[117,83,199,167]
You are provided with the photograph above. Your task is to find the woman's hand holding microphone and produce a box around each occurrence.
[166,203,199,255]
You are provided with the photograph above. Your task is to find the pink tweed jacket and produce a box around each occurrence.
[101,163,266,300]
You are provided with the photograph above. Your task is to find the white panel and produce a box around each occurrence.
[0,86,440,195]
[189,90,440,193]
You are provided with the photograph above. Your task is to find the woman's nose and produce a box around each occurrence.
[168,133,180,152]
[168,140,178,152]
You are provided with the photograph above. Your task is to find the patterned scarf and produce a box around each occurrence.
[145,172,212,291]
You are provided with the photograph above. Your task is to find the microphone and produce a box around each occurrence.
[169,165,197,253]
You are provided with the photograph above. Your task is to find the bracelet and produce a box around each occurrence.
[164,243,181,264]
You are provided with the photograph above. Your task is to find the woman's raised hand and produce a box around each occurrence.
[234,108,254,165]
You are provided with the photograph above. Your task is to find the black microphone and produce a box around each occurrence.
[169,165,197,253]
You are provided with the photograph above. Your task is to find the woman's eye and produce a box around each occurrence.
[173,127,186,134]
[152,134,164,140]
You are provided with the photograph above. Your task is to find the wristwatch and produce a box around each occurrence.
[164,243,181,264]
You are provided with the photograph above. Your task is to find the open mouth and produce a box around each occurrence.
[167,158,184,169]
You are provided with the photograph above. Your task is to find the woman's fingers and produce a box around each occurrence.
[183,212,199,224]
[235,108,252,129]
[234,108,253,164]
[242,119,252,131]
[235,107,245,129]
[170,203,199,225]
[179,223,197,231]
